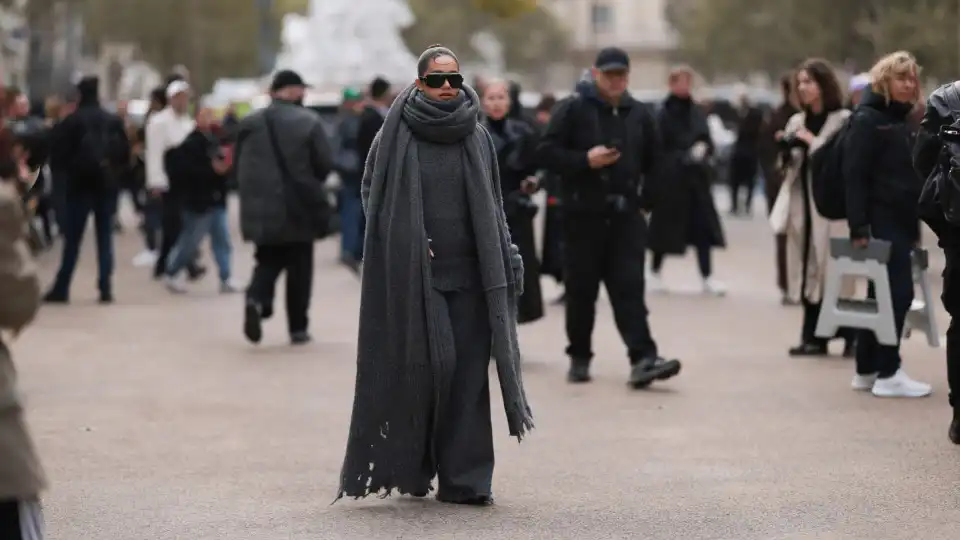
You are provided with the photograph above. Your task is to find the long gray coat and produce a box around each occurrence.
[236,100,333,245]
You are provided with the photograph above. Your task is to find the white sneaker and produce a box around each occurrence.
[647,272,666,293]
[851,373,877,391]
[220,280,242,294]
[702,277,727,296]
[132,250,157,268]
[164,275,188,294]
[871,369,932,398]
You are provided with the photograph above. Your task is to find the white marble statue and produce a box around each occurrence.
[276,0,418,91]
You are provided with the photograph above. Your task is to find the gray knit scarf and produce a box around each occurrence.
[335,83,533,501]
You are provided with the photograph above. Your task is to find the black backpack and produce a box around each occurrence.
[72,120,120,183]
[809,114,855,220]
[918,83,960,235]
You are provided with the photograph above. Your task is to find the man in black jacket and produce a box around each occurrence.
[729,95,763,214]
[538,47,681,388]
[44,76,129,304]
[914,80,960,442]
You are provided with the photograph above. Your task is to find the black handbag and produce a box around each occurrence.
[264,111,331,239]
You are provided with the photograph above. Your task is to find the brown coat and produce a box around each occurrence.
[0,180,46,500]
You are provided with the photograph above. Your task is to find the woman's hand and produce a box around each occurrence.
[795,127,815,144]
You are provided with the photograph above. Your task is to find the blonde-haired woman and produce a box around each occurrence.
[773,58,856,358]
[841,50,929,398]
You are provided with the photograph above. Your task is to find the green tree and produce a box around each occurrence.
[82,0,281,92]
[673,0,958,81]
[404,0,568,75]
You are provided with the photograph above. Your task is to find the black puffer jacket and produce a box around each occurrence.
[537,83,660,214]
[842,87,920,240]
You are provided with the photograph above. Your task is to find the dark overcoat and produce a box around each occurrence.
[647,96,725,255]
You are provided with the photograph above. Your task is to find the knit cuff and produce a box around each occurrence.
[509,244,524,297]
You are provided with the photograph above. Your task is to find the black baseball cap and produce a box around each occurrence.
[270,69,310,92]
[595,47,630,72]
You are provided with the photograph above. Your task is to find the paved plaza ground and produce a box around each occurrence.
[13,200,960,539]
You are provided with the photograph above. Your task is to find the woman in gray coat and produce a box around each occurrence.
[336,45,532,506]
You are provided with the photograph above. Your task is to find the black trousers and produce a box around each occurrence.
[0,499,43,539]
[154,191,181,277]
[728,152,757,213]
[563,211,657,363]
[855,218,914,378]
[775,233,788,293]
[941,248,960,409]
[246,242,314,333]
[800,300,856,345]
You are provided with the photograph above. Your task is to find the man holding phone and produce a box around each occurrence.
[538,47,682,388]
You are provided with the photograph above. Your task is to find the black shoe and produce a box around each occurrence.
[950,411,960,445]
[567,357,591,383]
[290,331,312,345]
[99,291,114,304]
[436,493,494,506]
[629,356,681,389]
[43,290,68,304]
[261,306,274,320]
[244,303,263,344]
[410,486,430,498]
[340,255,362,275]
[788,342,828,357]
[187,265,207,282]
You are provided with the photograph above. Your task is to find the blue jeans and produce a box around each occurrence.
[166,207,231,281]
[50,190,118,296]
[339,188,363,260]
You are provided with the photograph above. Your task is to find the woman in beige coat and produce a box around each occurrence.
[770,59,856,357]
[0,128,45,539]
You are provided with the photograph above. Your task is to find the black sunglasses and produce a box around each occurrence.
[420,72,464,89]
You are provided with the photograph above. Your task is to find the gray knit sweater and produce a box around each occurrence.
[420,140,481,291]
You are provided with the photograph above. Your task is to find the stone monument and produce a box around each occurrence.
[276,0,418,91]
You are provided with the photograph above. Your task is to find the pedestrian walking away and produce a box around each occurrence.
[236,69,333,345]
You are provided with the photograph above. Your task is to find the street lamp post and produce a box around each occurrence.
[258,0,274,75]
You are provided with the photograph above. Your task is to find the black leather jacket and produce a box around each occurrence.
[914,81,960,242]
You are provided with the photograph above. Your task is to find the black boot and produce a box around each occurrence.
[629,356,681,389]
[788,341,828,357]
[950,410,960,445]
[436,493,494,506]
[243,302,263,344]
[43,289,68,304]
[290,331,312,345]
[567,357,591,383]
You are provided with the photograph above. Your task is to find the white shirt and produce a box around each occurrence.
[145,107,195,191]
